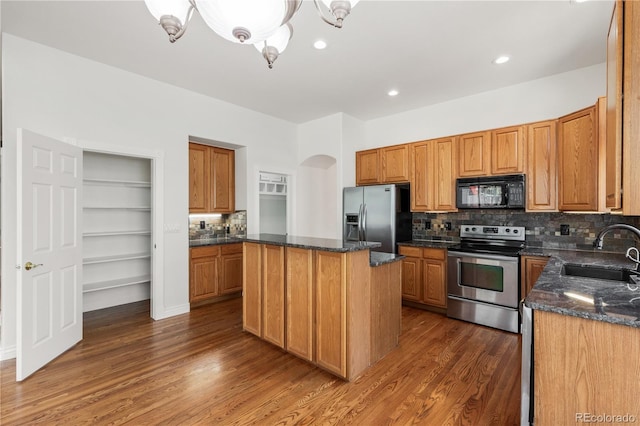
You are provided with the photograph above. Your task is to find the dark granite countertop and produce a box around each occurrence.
[398,239,460,249]
[525,249,640,328]
[189,236,246,247]
[370,252,404,267]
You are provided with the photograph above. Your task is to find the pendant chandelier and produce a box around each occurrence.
[144,0,360,69]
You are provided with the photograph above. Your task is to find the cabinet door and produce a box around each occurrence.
[190,253,219,302]
[433,137,458,211]
[188,143,210,213]
[491,125,525,175]
[219,244,243,294]
[262,244,285,348]
[286,247,314,361]
[399,247,422,301]
[526,120,558,211]
[422,249,447,308]
[381,144,410,183]
[458,131,491,177]
[606,0,623,209]
[211,147,235,213]
[410,141,433,211]
[356,149,380,186]
[315,251,346,377]
[623,0,640,215]
[243,243,262,337]
[558,106,598,211]
[520,256,548,298]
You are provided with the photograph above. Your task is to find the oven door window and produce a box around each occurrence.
[459,262,504,292]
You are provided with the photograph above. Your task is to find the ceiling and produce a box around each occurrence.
[2,0,614,124]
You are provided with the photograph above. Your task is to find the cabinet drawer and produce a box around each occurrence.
[422,248,446,260]
[220,243,243,255]
[190,246,220,258]
[399,246,421,257]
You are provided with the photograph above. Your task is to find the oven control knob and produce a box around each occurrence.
[471,227,476,231]
[513,229,519,234]
[464,227,470,232]
[505,228,511,233]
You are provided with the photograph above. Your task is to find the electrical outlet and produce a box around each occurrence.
[445,222,452,231]
[200,220,206,230]
[425,220,431,230]
[560,224,570,235]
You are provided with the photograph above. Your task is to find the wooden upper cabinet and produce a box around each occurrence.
[380,144,410,183]
[458,131,491,177]
[355,149,380,185]
[188,142,235,214]
[606,0,623,210]
[623,0,640,215]
[410,137,457,212]
[526,120,558,211]
[189,143,210,213]
[491,125,525,175]
[558,105,599,211]
[410,141,433,211]
[211,147,235,213]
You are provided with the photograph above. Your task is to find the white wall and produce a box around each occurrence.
[362,63,606,150]
[0,34,297,358]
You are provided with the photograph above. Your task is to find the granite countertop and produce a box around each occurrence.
[398,239,460,249]
[369,251,404,267]
[525,249,640,328]
[189,236,246,247]
[242,233,381,253]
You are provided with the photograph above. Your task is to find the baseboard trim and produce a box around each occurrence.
[1,344,17,360]
[152,303,190,320]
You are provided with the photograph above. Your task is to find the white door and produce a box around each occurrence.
[16,129,83,381]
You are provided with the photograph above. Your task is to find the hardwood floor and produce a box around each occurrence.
[1,299,521,425]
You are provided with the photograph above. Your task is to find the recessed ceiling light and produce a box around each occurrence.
[313,40,327,50]
[388,90,399,97]
[493,55,510,65]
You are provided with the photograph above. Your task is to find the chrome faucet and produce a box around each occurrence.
[593,224,640,250]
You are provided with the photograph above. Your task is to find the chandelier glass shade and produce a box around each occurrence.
[143,0,359,68]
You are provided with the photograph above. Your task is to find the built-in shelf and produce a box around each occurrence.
[83,275,150,293]
[83,178,151,187]
[83,253,151,265]
[83,230,151,237]
[259,172,287,196]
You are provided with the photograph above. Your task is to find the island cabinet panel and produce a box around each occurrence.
[534,310,640,425]
[458,131,491,177]
[315,251,347,377]
[526,120,558,211]
[243,243,262,337]
[286,247,314,362]
[491,125,525,175]
[558,105,599,211]
[369,259,401,364]
[262,245,286,349]
[380,144,410,183]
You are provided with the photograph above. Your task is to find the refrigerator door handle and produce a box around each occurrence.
[362,204,367,241]
[358,203,364,241]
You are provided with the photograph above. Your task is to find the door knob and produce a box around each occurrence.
[24,261,43,271]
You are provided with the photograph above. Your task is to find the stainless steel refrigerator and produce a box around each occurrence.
[343,184,411,253]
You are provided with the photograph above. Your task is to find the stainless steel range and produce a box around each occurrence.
[447,225,525,333]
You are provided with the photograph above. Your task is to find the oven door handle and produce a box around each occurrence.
[448,250,519,263]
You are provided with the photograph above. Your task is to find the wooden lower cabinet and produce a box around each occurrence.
[190,246,220,302]
[520,255,549,299]
[534,310,640,425]
[399,246,447,309]
[190,243,243,303]
[243,242,401,381]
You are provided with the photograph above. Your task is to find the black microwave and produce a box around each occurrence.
[456,174,525,209]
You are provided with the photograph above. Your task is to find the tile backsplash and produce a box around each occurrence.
[189,211,247,239]
[412,211,640,253]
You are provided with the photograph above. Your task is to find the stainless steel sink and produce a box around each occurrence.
[562,264,635,282]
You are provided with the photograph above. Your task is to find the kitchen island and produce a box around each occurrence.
[524,250,640,425]
[242,234,404,381]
